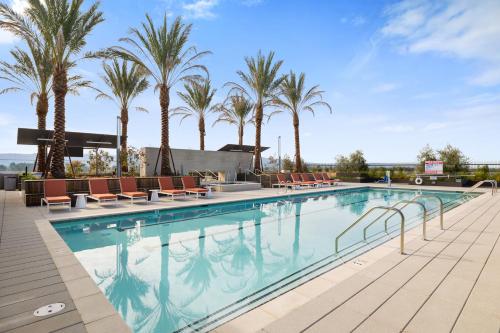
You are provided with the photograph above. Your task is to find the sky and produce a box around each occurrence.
[0,0,499,163]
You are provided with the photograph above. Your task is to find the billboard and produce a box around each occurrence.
[425,161,444,174]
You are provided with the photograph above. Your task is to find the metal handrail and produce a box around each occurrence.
[335,206,406,255]
[463,179,497,196]
[413,195,444,230]
[205,169,219,179]
[384,200,427,240]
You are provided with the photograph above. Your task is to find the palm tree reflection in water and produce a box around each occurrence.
[95,227,148,324]
[136,227,199,333]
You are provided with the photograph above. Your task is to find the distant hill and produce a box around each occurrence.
[0,153,37,165]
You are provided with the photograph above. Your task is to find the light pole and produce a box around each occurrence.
[278,135,281,172]
[116,116,122,177]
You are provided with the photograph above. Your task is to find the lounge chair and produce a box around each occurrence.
[301,173,322,187]
[41,179,71,212]
[181,176,208,199]
[158,177,186,200]
[118,177,148,204]
[272,174,301,190]
[313,173,330,186]
[88,179,118,204]
[290,173,307,188]
[322,172,341,186]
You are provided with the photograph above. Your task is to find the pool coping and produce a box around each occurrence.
[34,184,488,333]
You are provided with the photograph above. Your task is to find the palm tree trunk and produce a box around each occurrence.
[50,65,67,179]
[198,116,205,151]
[36,93,48,173]
[238,122,243,146]
[121,107,128,173]
[159,84,172,175]
[254,102,263,171]
[293,112,302,172]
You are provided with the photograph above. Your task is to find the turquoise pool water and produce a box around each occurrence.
[53,187,478,332]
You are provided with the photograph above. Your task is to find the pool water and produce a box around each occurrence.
[53,187,478,333]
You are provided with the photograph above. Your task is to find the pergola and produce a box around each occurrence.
[17,128,125,177]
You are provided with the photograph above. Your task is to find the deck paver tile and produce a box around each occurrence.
[73,294,117,324]
[84,314,131,333]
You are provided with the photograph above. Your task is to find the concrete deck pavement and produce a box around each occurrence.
[258,188,500,333]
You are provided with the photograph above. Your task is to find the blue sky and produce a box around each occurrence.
[1,0,499,163]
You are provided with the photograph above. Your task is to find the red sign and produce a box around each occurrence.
[425,161,444,174]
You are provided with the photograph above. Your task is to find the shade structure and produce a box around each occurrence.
[217,144,269,153]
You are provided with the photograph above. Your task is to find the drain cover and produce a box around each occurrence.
[34,303,65,317]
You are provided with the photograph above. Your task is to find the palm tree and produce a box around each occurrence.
[96,59,149,172]
[172,78,216,151]
[0,41,51,172]
[273,71,331,172]
[227,51,284,171]
[0,0,104,178]
[0,40,93,173]
[213,94,254,146]
[107,15,209,175]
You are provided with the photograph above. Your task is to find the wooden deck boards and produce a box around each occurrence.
[0,191,85,333]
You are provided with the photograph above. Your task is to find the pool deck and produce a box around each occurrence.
[0,184,498,332]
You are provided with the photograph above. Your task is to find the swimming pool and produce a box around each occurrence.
[52,187,479,332]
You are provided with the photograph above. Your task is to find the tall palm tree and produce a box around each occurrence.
[0,41,51,172]
[273,71,331,172]
[0,41,93,173]
[0,0,104,178]
[96,59,149,172]
[107,15,209,175]
[227,51,284,171]
[172,78,215,151]
[213,94,254,146]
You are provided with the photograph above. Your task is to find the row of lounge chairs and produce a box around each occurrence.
[272,173,340,190]
[41,176,208,212]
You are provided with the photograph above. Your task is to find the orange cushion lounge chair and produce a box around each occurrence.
[158,177,186,200]
[322,172,341,186]
[272,174,301,190]
[313,173,331,186]
[301,173,322,187]
[118,177,148,204]
[181,176,208,199]
[88,179,118,204]
[290,173,308,188]
[41,179,71,212]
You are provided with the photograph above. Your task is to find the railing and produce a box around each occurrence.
[204,169,219,180]
[413,195,444,230]
[335,206,406,255]
[383,200,427,240]
[462,179,497,196]
[335,193,449,256]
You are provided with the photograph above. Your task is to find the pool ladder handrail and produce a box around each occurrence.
[363,200,427,240]
[335,194,445,256]
[462,179,497,196]
[335,206,406,255]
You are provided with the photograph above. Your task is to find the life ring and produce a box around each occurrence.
[415,177,423,185]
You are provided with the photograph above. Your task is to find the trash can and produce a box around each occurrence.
[4,176,17,191]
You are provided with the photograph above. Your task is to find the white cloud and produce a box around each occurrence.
[183,0,219,19]
[382,0,500,86]
[372,83,397,93]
